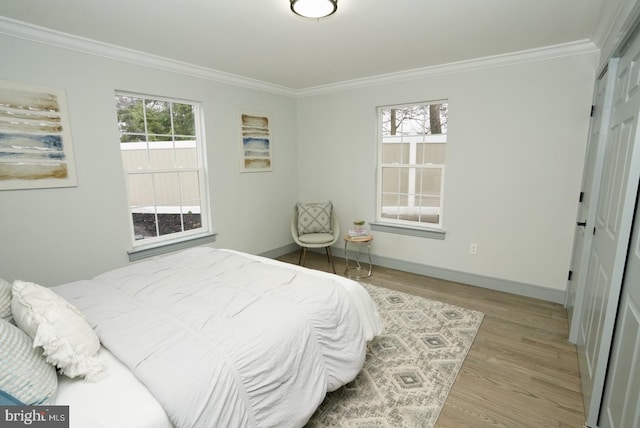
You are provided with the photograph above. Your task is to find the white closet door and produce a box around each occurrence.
[567,61,617,343]
[577,30,640,427]
[599,183,640,428]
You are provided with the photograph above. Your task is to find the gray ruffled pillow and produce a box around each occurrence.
[0,318,58,405]
[0,278,13,324]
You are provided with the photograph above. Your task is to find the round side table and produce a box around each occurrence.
[343,235,374,279]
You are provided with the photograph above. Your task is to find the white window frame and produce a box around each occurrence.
[375,101,447,235]
[116,91,212,256]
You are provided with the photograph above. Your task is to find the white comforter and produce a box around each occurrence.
[53,247,383,428]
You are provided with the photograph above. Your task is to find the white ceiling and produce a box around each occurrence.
[0,0,612,90]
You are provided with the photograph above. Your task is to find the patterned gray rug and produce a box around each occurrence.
[306,283,484,428]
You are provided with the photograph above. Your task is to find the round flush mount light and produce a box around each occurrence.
[290,0,337,19]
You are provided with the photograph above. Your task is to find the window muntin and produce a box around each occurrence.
[377,101,448,228]
[116,93,209,246]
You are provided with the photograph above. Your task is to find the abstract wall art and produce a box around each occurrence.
[0,80,77,190]
[240,112,272,172]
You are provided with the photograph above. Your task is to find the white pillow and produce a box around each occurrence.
[0,278,13,324]
[297,201,333,235]
[11,280,106,381]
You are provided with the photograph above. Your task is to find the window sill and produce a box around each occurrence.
[127,232,217,262]
[369,222,446,240]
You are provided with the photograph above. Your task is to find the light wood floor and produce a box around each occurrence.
[277,250,586,428]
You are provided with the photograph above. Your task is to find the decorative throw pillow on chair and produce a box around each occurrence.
[297,201,332,235]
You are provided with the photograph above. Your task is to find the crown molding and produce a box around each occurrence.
[0,16,297,97]
[297,39,600,96]
[0,16,599,99]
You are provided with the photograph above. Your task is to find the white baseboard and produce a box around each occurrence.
[261,244,565,304]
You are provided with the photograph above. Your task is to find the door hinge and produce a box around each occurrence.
[579,191,584,202]
[568,270,573,281]
[590,105,595,117]
[593,227,596,235]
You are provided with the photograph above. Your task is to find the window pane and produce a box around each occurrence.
[382,141,411,164]
[157,206,183,236]
[153,172,180,205]
[132,212,158,240]
[381,168,398,193]
[416,194,440,224]
[381,143,398,164]
[381,193,400,219]
[415,143,445,164]
[117,97,145,134]
[179,171,200,201]
[121,145,149,170]
[382,167,409,193]
[175,145,197,168]
[149,144,175,169]
[416,168,442,194]
[430,103,447,134]
[145,100,171,135]
[172,103,196,137]
[181,203,202,231]
[381,193,399,207]
[128,174,154,207]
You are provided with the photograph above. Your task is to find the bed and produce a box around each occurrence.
[29,247,384,427]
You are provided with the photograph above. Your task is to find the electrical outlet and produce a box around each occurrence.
[469,243,478,255]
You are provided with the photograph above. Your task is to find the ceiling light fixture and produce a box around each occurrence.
[290,0,337,19]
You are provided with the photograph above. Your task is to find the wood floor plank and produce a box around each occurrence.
[276,251,586,427]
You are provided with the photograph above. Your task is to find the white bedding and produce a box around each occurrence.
[55,346,173,428]
[52,247,383,428]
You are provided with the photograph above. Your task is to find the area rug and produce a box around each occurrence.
[306,283,484,428]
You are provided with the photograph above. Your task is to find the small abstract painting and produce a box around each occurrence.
[0,80,77,190]
[240,112,272,172]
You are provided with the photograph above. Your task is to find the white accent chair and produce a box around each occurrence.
[290,205,340,273]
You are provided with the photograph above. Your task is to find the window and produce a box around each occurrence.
[377,101,448,229]
[115,93,210,249]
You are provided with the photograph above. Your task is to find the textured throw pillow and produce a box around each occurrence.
[11,280,106,381]
[0,278,13,324]
[297,201,333,235]
[0,318,58,405]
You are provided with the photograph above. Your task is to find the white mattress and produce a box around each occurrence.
[55,347,173,428]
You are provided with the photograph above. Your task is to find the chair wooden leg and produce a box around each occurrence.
[300,247,307,267]
[326,246,336,274]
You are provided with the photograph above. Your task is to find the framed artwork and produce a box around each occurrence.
[0,80,77,190]
[240,112,272,172]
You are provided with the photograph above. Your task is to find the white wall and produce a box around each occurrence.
[296,52,599,293]
[0,28,600,298]
[0,34,299,286]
